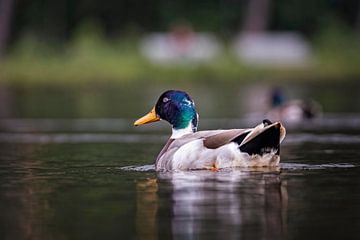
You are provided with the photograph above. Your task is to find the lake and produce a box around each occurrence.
[0,80,360,240]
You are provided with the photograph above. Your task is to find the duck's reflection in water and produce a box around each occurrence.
[136,168,287,240]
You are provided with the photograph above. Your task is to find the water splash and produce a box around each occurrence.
[119,164,155,172]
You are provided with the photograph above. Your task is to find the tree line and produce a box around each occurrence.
[0,0,360,57]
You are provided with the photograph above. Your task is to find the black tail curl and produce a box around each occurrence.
[232,120,281,156]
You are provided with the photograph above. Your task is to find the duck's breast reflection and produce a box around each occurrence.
[156,169,288,240]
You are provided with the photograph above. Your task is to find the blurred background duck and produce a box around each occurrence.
[266,87,322,125]
[134,90,286,171]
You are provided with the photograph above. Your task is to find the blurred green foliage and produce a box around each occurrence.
[314,19,360,75]
[1,20,360,84]
[1,0,360,84]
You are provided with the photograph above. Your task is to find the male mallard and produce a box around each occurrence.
[267,88,322,124]
[134,90,286,171]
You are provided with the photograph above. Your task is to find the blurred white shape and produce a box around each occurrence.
[233,32,312,66]
[140,33,221,64]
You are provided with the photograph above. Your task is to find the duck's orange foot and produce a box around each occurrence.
[208,164,219,172]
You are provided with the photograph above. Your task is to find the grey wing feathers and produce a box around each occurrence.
[203,129,248,149]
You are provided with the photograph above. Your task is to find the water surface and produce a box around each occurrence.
[1,81,360,240]
[1,125,360,240]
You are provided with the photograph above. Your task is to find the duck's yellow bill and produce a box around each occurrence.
[134,107,160,126]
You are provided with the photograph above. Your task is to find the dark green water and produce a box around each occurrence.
[0,140,360,240]
[0,81,360,240]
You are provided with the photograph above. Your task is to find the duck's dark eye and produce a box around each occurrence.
[163,97,170,103]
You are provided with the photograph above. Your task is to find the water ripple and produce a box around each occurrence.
[284,133,360,144]
[1,114,360,133]
[0,133,167,143]
[119,163,356,173]
[280,163,356,170]
[0,132,359,144]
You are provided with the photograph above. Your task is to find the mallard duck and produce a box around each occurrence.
[134,90,286,171]
[267,88,322,124]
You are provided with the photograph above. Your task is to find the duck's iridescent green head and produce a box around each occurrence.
[134,90,198,132]
[156,90,198,131]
